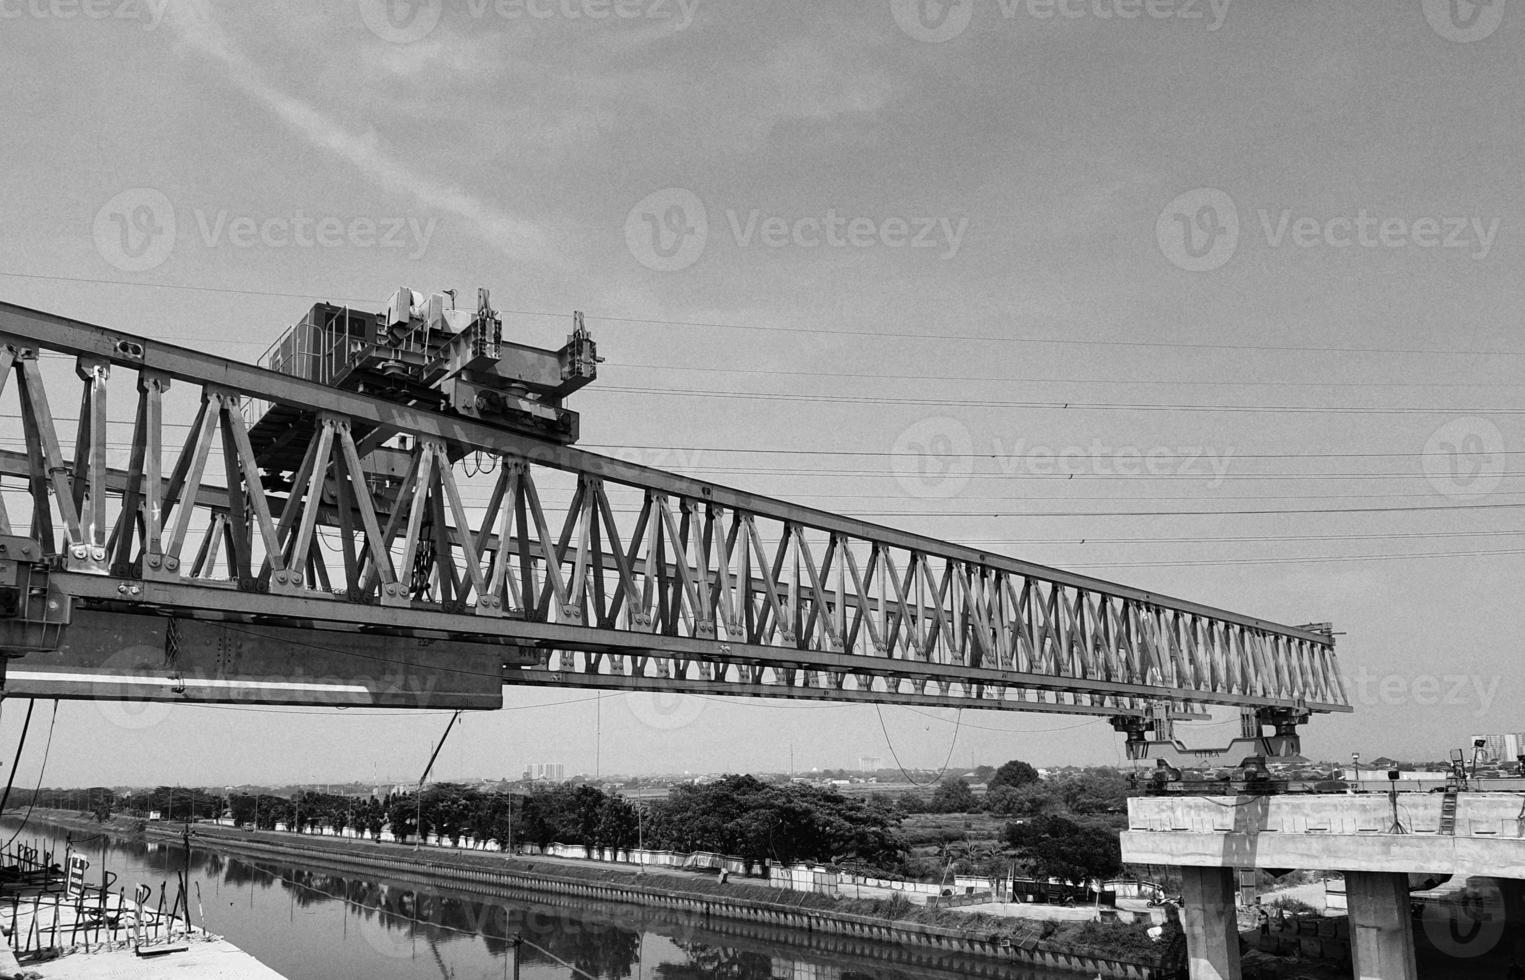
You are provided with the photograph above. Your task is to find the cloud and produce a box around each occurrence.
[160,1,553,264]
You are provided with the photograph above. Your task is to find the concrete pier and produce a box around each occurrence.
[1179,867,1241,980]
[1345,872,1416,980]
[1122,792,1525,980]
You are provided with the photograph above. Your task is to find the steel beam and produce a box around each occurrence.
[2,610,517,708]
[0,302,1349,722]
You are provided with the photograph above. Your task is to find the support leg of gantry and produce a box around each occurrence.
[1179,866,1243,980]
[1346,871,1417,980]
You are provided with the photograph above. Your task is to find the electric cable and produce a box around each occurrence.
[0,699,36,817]
[603,361,1525,391]
[10,266,1525,359]
[895,706,1101,735]
[593,384,1525,416]
[4,701,60,849]
[873,705,963,787]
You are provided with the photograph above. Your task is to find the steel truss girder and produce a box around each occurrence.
[0,302,1350,719]
[505,669,1134,717]
[1,609,520,708]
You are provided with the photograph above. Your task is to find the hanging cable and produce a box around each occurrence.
[874,705,963,787]
[0,699,34,817]
[4,700,59,849]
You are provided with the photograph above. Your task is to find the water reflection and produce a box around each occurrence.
[7,820,1073,980]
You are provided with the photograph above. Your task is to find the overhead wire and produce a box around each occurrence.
[593,383,1525,416]
[895,705,1103,735]
[3,701,59,849]
[0,700,36,817]
[9,267,1525,358]
[604,360,1525,391]
[874,705,963,786]
[580,442,1525,460]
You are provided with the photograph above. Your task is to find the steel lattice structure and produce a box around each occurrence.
[0,300,1349,750]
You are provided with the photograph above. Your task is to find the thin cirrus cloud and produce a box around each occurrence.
[159,1,553,267]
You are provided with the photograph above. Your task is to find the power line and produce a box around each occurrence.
[966,529,1525,546]
[874,705,963,787]
[4,701,59,849]
[7,269,1525,358]
[582,312,1525,359]
[0,271,383,307]
[0,700,36,818]
[9,428,1525,482]
[896,705,1101,735]
[1073,546,1525,569]
[611,360,1525,391]
[593,384,1525,416]
[582,442,1525,461]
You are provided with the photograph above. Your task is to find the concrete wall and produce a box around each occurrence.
[1122,793,1525,878]
[1128,792,1525,837]
[1245,912,1351,964]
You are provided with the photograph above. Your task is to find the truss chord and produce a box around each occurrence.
[0,298,1345,752]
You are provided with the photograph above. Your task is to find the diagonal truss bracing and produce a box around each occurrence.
[0,302,1349,719]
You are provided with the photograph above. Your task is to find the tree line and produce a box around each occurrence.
[29,760,1126,887]
[35,777,904,874]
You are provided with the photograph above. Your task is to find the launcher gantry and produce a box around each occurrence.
[0,290,1349,758]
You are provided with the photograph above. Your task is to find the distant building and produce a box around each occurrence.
[521,763,566,781]
[858,756,882,772]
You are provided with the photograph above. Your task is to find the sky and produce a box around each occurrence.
[1,0,1523,787]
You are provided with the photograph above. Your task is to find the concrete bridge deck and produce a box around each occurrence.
[1121,792,1525,980]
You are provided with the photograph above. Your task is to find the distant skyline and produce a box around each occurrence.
[3,1,1523,785]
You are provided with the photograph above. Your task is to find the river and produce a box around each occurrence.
[4,818,1080,980]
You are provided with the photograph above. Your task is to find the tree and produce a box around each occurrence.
[386,793,418,844]
[929,777,977,814]
[1005,814,1121,886]
[988,760,1040,792]
[646,775,903,875]
[1049,768,1130,815]
[361,798,386,840]
[896,792,930,815]
[472,792,517,851]
[85,787,116,823]
[594,795,639,856]
[986,782,1059,817]
[229,794,257,828]
[521,780,573,853]
[140,786,220,821]
[421,784,477,847]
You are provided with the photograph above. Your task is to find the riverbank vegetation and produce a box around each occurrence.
[23,759,1135,892]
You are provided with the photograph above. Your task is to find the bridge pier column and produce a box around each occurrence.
[1180,866,1242,980]
[1500,877,1525,963]
[1346,871,1416,980]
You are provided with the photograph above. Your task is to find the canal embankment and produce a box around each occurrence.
[16,810,1182,980]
